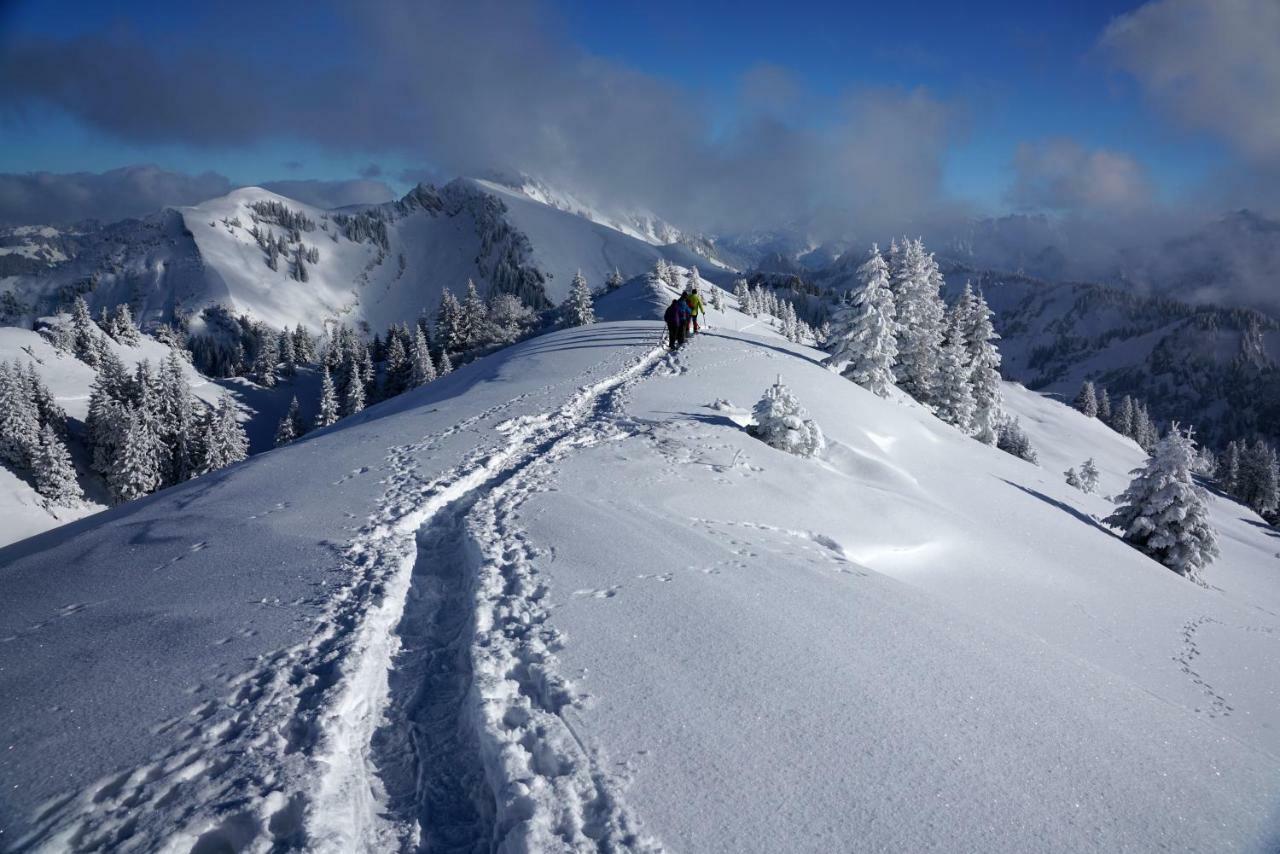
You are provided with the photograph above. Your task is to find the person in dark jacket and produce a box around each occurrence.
[664,298,686,349]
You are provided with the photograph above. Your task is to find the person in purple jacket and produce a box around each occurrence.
[664,297,687,349]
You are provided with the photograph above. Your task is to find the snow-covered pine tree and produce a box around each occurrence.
[1134,403,1158,451]
[891,239,945,405]
[200,396,249,473]
[1097,387,1112,422]
[0,361,38,469]
[661,260,681,291]
[1079,458,1100,494]
[1074,381,1098,418]
[292,325,316,363]
[279,330,298,378]
[826,244,898,397]
[562,270,597,327]
[275,396,304,446]
[343,365,366,416]
[108,405,161,503]
[315,366,339,428]
[1220,440,1242,495]
[459,279,489,348]
[70,296,102,366]
[710,286,724,311]
[157,351,197,485]
[1105,425,1219,583]
[111,304,140,345]
[732,279,750,310]
[383,334,410,398]
[965,288,1003,445]
[1064,467,1082,490]
[1114,395,1137,438]
[935,308,976,431]
[33,421,82,507]
[411,327,437,386]
[437,348,454,376]
[996,416,1038,463]
[23,362,67,438]
[749,377,825,458]
[436,288,464,353]
[252,330,278,388]
[605,268,624,291]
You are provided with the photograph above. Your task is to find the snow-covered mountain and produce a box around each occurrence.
[940,264,1280,450]
[0,179,735,335]
[2,277,1278,851]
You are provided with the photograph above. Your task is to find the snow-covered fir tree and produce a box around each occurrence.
[963,287,1003,445]
[437,348,454,376]
[197,396,249,474]
[279,330,298,378]
[383,334,411,397]
[562,270,597,327]
[1097,388,1112,422]
[0,361,38,469]
[935,309,976,431]
[732,279,750,310]
[315,366,339,428]
[436,288,465,353]
[157,351,197,485]
[996,416,1038,464]
[33,421,81,507]
[605,268,624,291]
[411,327,437,386]
[710,286,724,311]
[891,239,946,405]
[108,406,161,504]
[70,296,103,366]
[749,377,825,458]
[275,396,304,447]
[252,329,279,388]
[1074,381,1098,418]
[1114,395,1137,438]
[1079,458,1100,494]
[1064,467,1082,490]
[343,366,366,416]
[1105,425,1219,583]
[111,304,140,345]
[459,279,489,348]
[826,244,897,397]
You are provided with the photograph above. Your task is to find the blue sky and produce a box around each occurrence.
[0,0,1267,230]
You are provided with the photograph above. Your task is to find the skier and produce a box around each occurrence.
[664,298,686,350]
[686,286,705,335]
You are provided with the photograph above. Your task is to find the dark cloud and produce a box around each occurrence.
[0,0,969,237]
[0,165,232,226]
[259,178,394,208]
[358,163,383,179]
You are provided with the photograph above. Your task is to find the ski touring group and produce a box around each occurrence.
[665,285,704,350]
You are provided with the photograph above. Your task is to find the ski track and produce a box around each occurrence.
[309,341,671,852]
[11,346,671,853]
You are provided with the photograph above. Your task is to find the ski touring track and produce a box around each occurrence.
[307,340,677,853]
[12,337,681,853]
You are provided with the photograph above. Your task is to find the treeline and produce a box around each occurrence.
[0,360,80,508]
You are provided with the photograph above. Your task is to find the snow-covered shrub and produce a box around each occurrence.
[1105,425,1219,583]
[748,379,824,458]
[996,416,1038,464]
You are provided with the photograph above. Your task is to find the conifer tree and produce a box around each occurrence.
[459,279,489,348]
[279,330,298,378]
[383,334,411,397]
[892,239,946,405]
[605,268,624,291]
[436,288,464,352]
[252,330,278,387]
[965,289,1003,445]
[562,270,597,327]
[1064,467,1082,490]
[0,362,38,469]
[1097,388,1112,422]
[111,304,140,345]
[33,421,82,507]
[1220,440,1242,495]
[343,366,366,416]
[276,396,303,446]
[437,348,454,376]
[157,351,197,485]
[315,366,339,428]
[710,286,724,311]
[1079,458,1100,494]
[1106,425,1219,583]
[749,378,825,458]
[411,327,437,386]
[1074,381,1098,417]
[198,396,248,474]
[70,296,101,365]
[1114,395,1137,438]
[935,309,976,431]
[108,406,160,503]
[996,416,1038,463]
[826,244,897,396]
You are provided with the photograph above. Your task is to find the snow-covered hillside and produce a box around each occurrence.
[0,325,319,547]
[0,179,735,336]
[2,278,1278,851]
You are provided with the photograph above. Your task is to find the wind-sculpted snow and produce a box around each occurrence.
[2,285,1280,851]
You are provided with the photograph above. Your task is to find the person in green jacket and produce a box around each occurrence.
[686,287,705,334]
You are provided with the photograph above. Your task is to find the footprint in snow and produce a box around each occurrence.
[572,586,621,599]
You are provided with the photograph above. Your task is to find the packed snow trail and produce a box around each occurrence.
[308,339,671,851]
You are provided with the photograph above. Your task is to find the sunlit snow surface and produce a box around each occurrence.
[2,280,1278,851]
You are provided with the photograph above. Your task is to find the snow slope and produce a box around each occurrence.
[2,280,1279,851]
